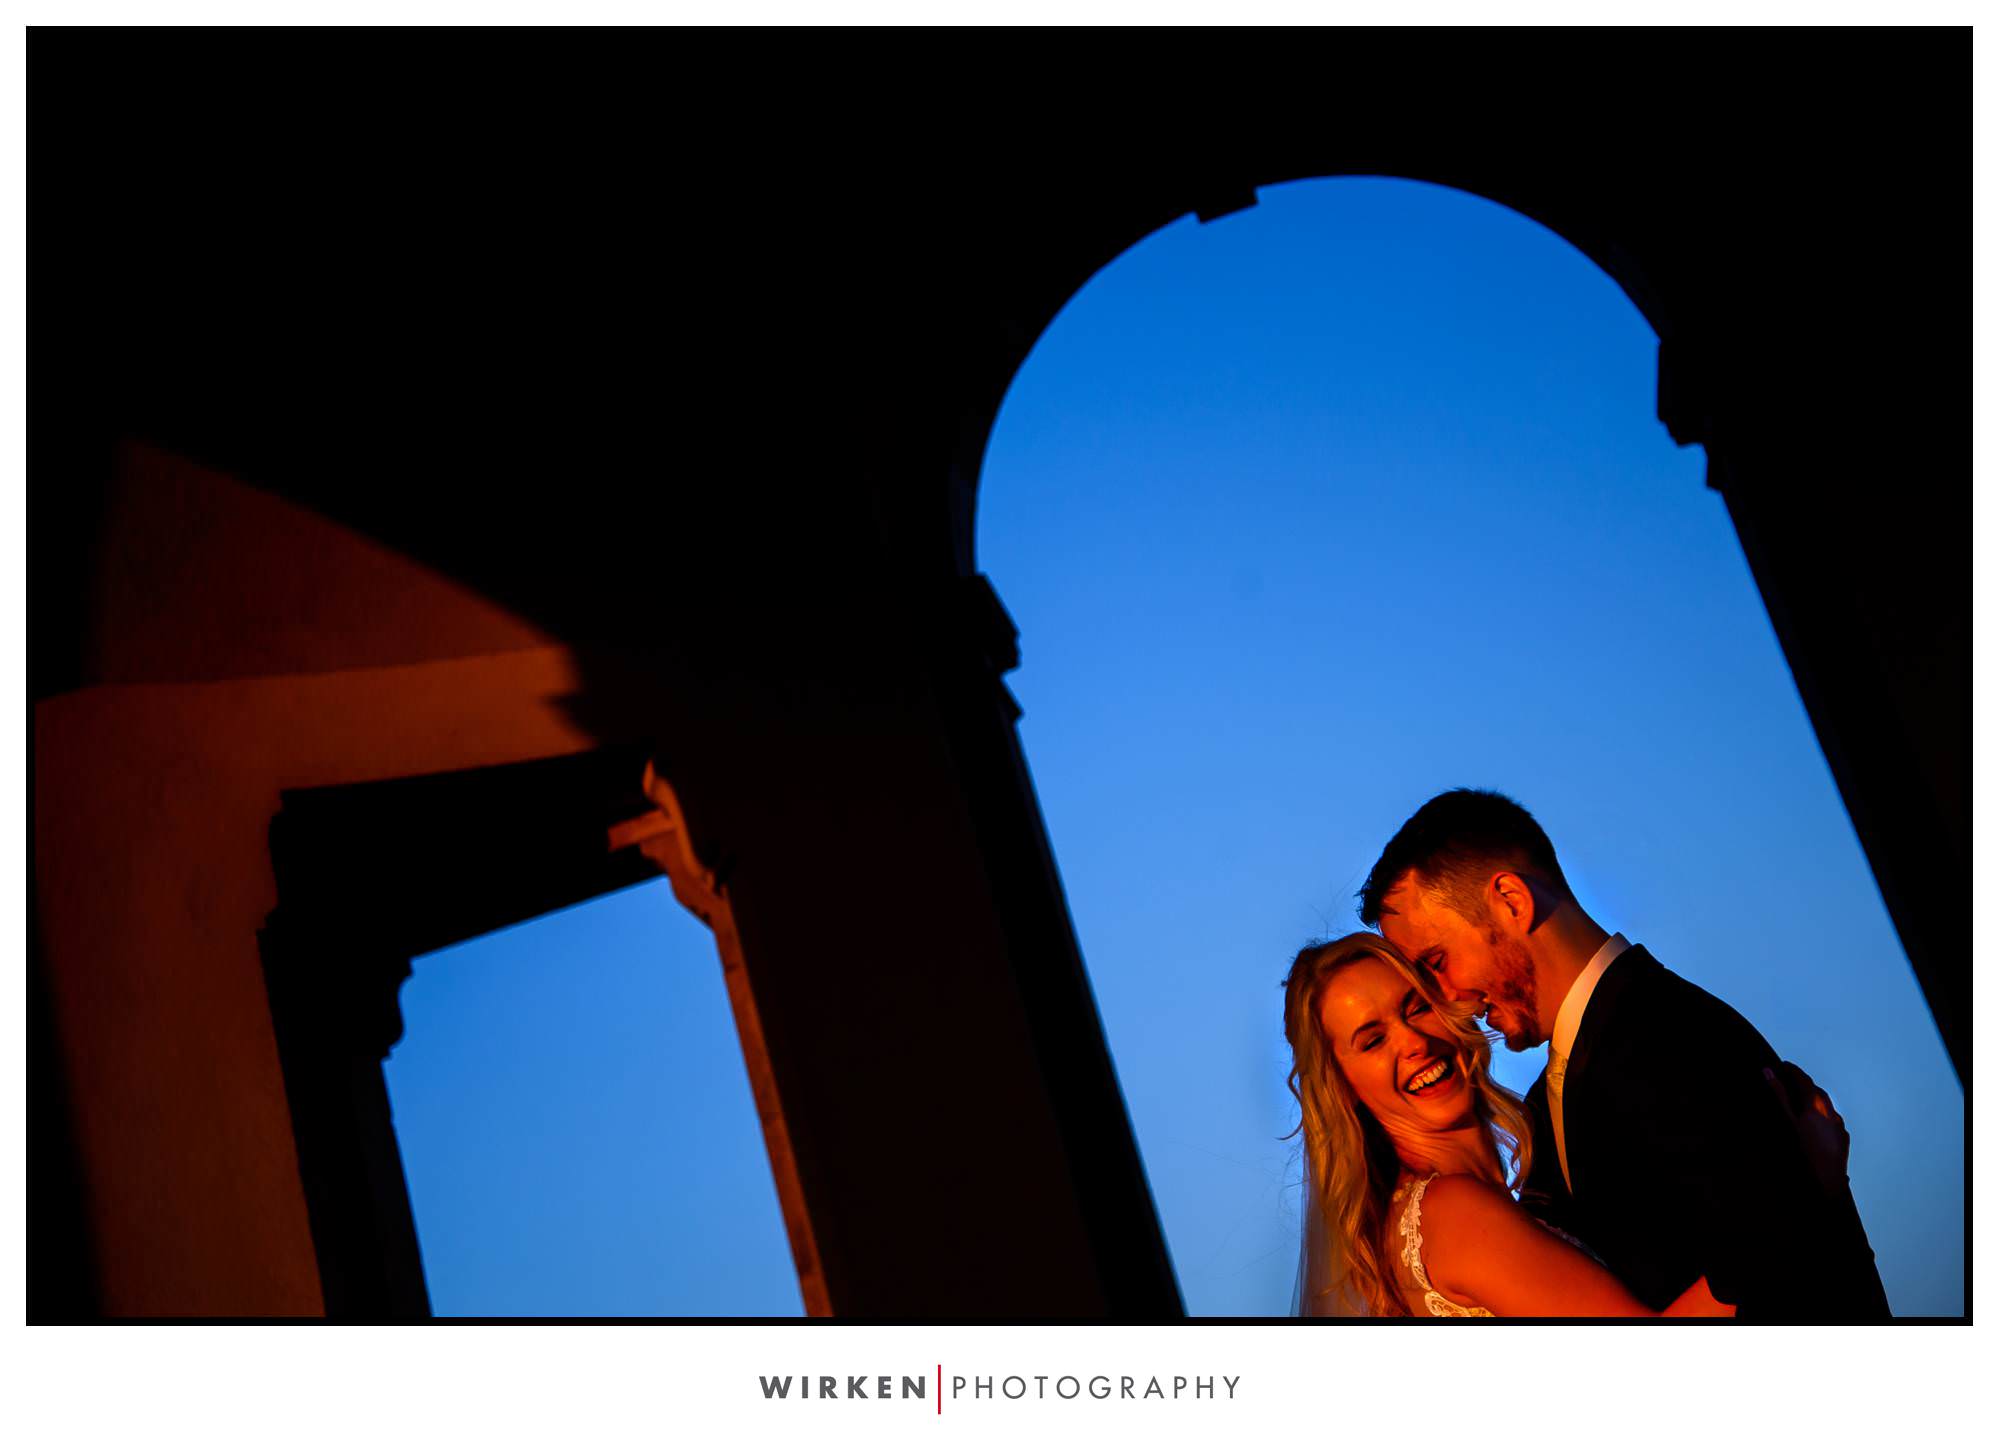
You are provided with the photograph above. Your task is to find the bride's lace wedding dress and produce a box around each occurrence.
[1391,1173,1495,1318]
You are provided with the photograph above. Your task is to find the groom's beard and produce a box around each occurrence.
[1483,932,1542,1052]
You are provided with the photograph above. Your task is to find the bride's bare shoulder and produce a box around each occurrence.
[1418,1172,1518,1224]
[1411,1174,1532,1278]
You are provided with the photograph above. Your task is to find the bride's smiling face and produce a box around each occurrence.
[1317,955,1475,1133]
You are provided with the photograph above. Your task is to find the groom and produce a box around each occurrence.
[1361,788,1891,1320]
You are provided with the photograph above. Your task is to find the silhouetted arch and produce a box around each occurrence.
[950,169,1966,1090]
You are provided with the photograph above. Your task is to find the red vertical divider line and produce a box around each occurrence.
[938,1364,942,1414]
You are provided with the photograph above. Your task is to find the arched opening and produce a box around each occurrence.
[974,176,1962,1316]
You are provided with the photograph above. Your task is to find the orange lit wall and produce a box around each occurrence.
[33,444,613,1314]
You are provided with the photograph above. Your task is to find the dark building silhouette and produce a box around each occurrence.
[27,33,1967,1319]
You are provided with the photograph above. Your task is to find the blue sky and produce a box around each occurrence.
[383,176,1962,1318]
[385,880,801,1316]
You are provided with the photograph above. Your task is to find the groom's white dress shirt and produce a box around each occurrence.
[1546,932,1631,1193]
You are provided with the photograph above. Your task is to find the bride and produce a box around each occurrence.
[1283,931,1735,1317]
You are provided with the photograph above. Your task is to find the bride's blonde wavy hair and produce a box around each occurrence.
[1282,931,1533,1317]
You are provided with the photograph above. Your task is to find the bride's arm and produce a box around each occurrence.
[1419,1175,1735,1318]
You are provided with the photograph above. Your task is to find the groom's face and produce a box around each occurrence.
[1378,874,1545,1052]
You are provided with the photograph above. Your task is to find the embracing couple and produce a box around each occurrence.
[1285,788,1891,1319]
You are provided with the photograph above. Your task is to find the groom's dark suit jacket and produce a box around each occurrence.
[1518,946,1891,1320]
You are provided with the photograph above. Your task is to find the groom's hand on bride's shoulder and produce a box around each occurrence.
[1765,1061,1851,1195]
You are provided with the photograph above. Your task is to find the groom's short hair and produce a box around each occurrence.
[1358,788,1573,927]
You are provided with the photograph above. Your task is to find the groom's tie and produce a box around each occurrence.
[1543,932,1628,1197]
[1547,1050,1573,1193]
